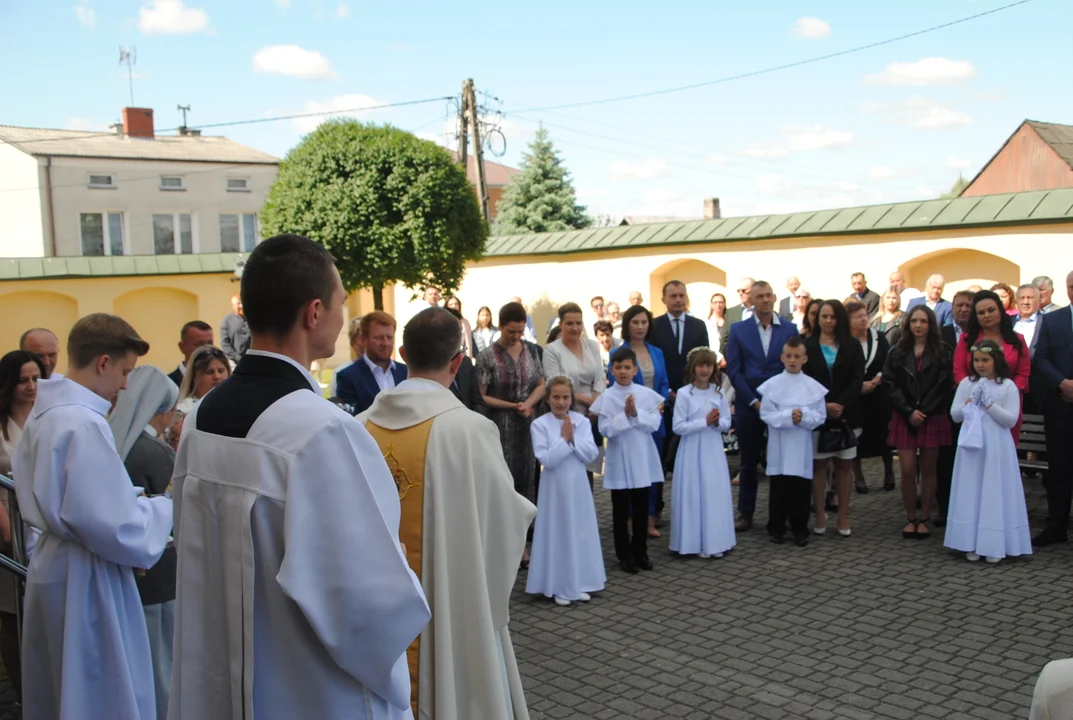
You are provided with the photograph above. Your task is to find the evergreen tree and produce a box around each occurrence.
[494,126,590,235]
[940,175,970,199]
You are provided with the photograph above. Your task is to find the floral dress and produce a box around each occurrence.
[477,340,544,501]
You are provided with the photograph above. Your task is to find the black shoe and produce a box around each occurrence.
[1033,530,1069,548]
[619,559,639,574]
[635,555,654,571]
[883,474,895,492]
[769,534,785,545]
[854,477,869,494]
[793,535,809,547]
[735,514,753,532]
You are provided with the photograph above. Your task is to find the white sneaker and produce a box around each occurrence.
[985,556,1001,564]
[714,552,724,558]
[813,527,826,535]
[966,552,981,562]
[554,596,571,606]
[578,592,591,602]
[698,553,711,559]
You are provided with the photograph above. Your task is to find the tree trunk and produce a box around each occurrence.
[372,283,384,311]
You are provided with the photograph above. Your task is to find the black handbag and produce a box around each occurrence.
[818,418,857,453]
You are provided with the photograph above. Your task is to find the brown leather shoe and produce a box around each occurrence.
[735,515,753,532]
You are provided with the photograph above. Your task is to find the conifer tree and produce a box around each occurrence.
[494,127,590,235]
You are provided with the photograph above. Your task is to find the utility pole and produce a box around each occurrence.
[177,104,191,134]
[457,81,468,185]
[462,79,490,223]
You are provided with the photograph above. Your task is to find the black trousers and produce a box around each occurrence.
[767,475,811,540]
[611,487,650,562]
[1044,404,1073,536]
[937,420,961,518]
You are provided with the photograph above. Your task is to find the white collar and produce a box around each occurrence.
[245,349,321,394]
[753,313,781,327]
[395,377,445,393]
[1016,313,1039,323]
[363,353,396,375]
[176,362,187,377]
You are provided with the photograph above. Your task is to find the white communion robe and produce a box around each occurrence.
[359,378,537,720]
[526,411,606,601]
[590,382,665,491]
[670,384,736,556]
[944,377,1032,559]
[757,371,830,478]
[170,351,430,720]
[13,376,173,720]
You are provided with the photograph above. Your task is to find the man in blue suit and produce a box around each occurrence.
[1032,270,1073,546]
[726,280,800,531]
[335,311,408,415]
[905,273,953,327]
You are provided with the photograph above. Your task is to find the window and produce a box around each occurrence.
[80,213,125,256]
[226,177,250,192]
[88,174,115,189]
[219,213,259,252]
[153,213,194,254]
[160,176,185,191]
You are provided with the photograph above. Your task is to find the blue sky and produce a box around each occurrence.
[2,0,1070,219]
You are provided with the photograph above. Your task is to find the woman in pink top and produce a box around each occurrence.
[953,290,1031,443]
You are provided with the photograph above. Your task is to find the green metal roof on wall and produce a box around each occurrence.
[0,253,244,281]
[484,188,1073,258]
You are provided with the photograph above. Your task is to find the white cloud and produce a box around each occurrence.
[946,154,973,170]
[707,153,729,165]
[862,97,973,130]
[739,125,855,158]
[791,17,831,39]
[252,45,336,80]
[335,2,350,17]
[64,117,98,131]
[609,158,671,181]
[755,173,793,194]
[294,94,387,132]
[863,57,977,87]
[75,3,95,28]
[869,165,896,181]
[138,0,209,34]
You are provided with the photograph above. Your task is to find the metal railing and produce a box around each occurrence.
[0,475,26,580]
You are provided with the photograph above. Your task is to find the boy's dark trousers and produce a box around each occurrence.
[767,475,811,540]
[611,487,650,562]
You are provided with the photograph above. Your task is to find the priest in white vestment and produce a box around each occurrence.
[170,235,430,720]
[359,307,537,720]
[15,314,172,720]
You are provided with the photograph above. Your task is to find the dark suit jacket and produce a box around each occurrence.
[726,317,800,419]
[881,346,953,420]
[1033,306,1073,411]
[220,312,251,364]
[651,313,709,390]
[450,356,486,415]
[906,297,954,327]
[940,325,959,353]
[335,358,408,415]
[167,365,184,387]
[855,288,881,317]
[803,335,866,430]
[778,296,794,321]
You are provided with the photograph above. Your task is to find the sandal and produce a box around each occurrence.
[854,476,869,495]
[902,518,918,539]
[916,518,931,540]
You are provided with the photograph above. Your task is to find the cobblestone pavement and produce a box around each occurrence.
[510,459,1073,719]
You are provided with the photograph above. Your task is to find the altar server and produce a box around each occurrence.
[758,336,829,546]
[14,313,172,720]
[944,339,1032,563]
[589,346,665,574]
[527,376,605,606]
[670,347,735,558]
[170,234,430,720]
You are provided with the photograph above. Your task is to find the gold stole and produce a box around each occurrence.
[364,418,434,719]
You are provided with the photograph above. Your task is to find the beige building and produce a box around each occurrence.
[0,107,279,259]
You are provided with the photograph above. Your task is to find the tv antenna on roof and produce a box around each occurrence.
[119,46,137,106]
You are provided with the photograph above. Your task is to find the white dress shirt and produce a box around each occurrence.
[669,313,686,355]
[1014,313,1041,351]
[755,313,781,356]
[362,354,397,392]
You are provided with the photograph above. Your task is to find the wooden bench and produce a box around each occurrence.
[1018,413,1048,472]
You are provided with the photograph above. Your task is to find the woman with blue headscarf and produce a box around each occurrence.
[108,365,179,720]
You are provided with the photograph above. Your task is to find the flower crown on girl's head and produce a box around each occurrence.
[969,344,996,353]
[686,346,715,362]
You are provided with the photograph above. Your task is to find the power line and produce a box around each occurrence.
[508,0,1035,114]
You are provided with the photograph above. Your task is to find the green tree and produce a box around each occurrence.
[261,119,486,309]
[493,126,590,235]
[941,175,970,199]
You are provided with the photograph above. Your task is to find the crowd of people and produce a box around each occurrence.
[0,246,1071,717]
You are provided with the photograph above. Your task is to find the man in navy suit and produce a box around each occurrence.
[1032,270,1073,546]
[726,280,800,531]
[335,311,408,415]
[906,273,953,327]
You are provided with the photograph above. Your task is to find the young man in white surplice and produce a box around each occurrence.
[589,346,665,575]
[527,376,606,606]
[758,336,829,547]
[670,347,735,559]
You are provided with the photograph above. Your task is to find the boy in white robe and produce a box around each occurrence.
[14,313,173,720]
[757,336,828,547]
[589,346,664,574]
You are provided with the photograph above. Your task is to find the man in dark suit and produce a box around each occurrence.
[725,280,801,531]
[1032,270,1073,546]
[778,276,800,321]
[335,311,408,415]
[721,277,755,348]
[650,280,710,517]
[906,273,954,327]
[169,320,214,386]
[221,294,252,366]
[935,290,975,524]
[445,307,486,414]
[850,272,881,317]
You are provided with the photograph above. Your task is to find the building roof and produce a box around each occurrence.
[0,126,280,165]
[484,188,1073,258]
[1028,120,1073,169]
[0,253,245,282]
[448,152,520,187]
[619,215,699,226]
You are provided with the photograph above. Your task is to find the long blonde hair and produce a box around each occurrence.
[179,345,230,401]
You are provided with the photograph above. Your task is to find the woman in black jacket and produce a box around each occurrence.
[847,301,895,493]
[881,304,953,540]
[804,300,865,537]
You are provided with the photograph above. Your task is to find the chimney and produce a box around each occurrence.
[121,107,155,138]
[703,197,721,220]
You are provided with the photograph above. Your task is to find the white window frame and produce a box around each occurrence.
[79,211,126,256]
[159,175,186,191]
[152,212,197,255]
[226,177,251,192]
[218,212,261,253]
[87,173,116,189]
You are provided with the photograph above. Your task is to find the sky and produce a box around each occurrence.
[1,0,1070,221]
